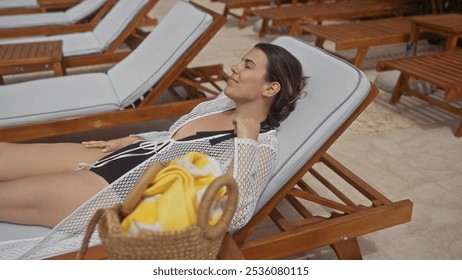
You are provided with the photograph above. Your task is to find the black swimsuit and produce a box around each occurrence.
[89,130,236,184]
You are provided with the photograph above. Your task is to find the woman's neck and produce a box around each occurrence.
[232,100,269,123]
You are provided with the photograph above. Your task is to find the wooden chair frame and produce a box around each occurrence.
[302,17,412,67]
[0,0,158,74]
[253,0,420,38]
[218,83,413,260]
[0,1,226,143]
[47,83,413,260]
[377,50,462,137]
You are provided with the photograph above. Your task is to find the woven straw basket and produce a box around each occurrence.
[77,162,238,260]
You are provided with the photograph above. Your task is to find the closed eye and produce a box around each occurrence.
[243,58,256,69]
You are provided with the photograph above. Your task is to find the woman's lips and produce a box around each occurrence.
[228,77,238,84]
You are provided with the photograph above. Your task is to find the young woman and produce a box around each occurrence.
[0,43,307,232]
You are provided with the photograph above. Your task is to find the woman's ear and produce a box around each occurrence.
[264,81,280,97]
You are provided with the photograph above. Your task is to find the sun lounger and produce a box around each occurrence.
[0,0,158,74]
[0,0,225,143]
[0,1,225,259]
[377,50,462,137]
[0,0,111,30]
[302,17,412,67]
[4,36,414,260]
[215,36,413,260]
[0,0,82,15]
[253,0,419,37]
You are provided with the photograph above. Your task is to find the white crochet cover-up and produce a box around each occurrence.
[0,95,278,259]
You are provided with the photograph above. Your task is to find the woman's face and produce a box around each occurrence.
[224,48,270,103]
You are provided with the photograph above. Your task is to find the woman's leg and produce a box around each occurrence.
[0,142,106,181]
[0,169,108,228]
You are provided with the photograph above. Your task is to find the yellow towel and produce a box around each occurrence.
[120,152,226,235]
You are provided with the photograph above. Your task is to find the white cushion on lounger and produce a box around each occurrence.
[0,32,103,56]
[255,36,371,212]
[0,74,119,127]
[65,0,106,23]
[109,0,213,106]
[0,223,49,243]
[0,13,69,29]
[0,0,146,56]
[92,0,148,49]
[0,0,106,29]
[0,1,213,128]
[0,0,38,10]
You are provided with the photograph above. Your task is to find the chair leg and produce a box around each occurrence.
[330,237,363,260]
[239,8,250,29]
[352,47,369,68]
[456,120,462,137]
[390,72,407,104]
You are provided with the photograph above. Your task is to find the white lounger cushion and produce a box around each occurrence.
[0,0,106,29]
[0,12,69,29]
[0,74,119,127]
[0,32,102,56]
[0,0,147,56]
[109,0,214,106]
[0,0,38,10]
[0,1,213,129]
[256,36,371,212]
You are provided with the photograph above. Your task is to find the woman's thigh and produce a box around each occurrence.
[0,142,106,181]
[0,169,108,228]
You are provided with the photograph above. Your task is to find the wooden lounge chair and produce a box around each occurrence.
[253,0,420,37]
[215,36,413,260]
[3,36,413,260]
[0,0,225,144]
[0,0,113,31]
[212,0,312,29]
[0,0,82,15]
[0,1,225,259]
[301,17,412,67]
[212,0,271,28]
[377,50,462,137]
[0,0,158,75]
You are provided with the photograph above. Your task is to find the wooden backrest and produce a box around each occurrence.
[254,36,377,218]
[92,0,158,52]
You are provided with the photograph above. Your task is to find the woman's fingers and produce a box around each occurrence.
[81,141,111,152]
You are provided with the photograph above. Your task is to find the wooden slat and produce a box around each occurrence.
[378,50,462,91]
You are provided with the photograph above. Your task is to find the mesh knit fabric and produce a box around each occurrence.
[0,95,278,259]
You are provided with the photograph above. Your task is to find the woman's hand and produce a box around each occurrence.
[82,136,142,153]
[233,116,260,140]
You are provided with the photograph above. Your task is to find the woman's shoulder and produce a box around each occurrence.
[257,129,278,147]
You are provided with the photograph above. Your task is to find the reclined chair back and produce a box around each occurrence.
[256,36,371,211]
[108,0,214,107]
[65,0,107,24]
[0,0,108,29]
[92,0,152,51]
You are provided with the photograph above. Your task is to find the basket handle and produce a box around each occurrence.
[197,175,238,240]
[76,208,105,260]
[120,163,164,217]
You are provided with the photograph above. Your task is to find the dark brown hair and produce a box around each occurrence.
[255,43,308,129]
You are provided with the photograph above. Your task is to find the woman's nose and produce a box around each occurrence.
[231,62,241,74]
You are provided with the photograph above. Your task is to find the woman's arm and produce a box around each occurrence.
[81,136,142,153]
[227,116,278,231]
